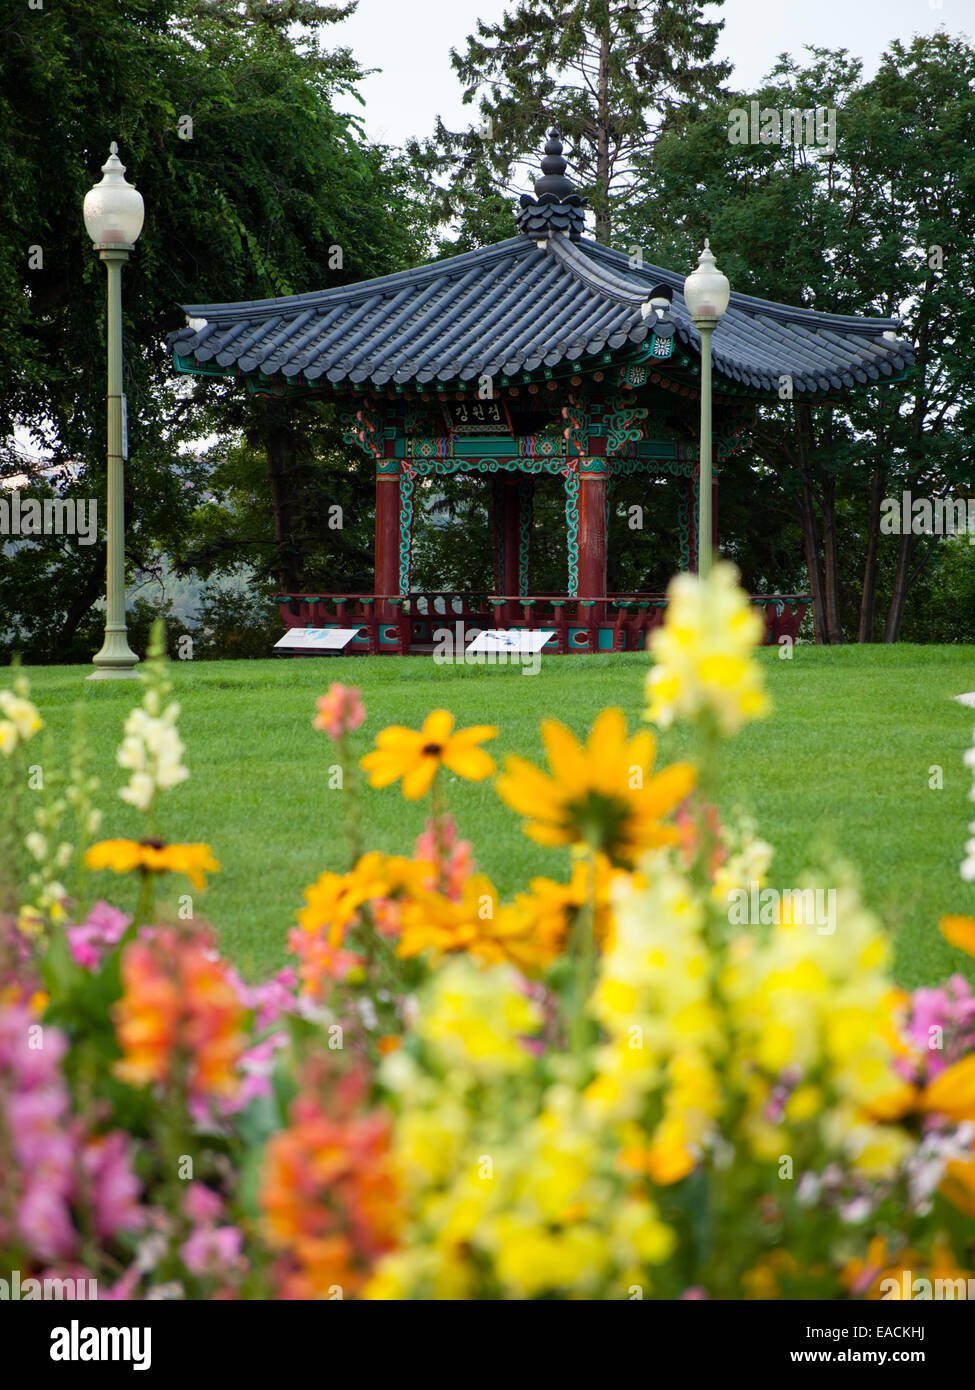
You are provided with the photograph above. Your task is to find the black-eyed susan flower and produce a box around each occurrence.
[297,851,428,949]
[496,708,695,868]
[513,856,624,958]
[85,839,220,892]
[941,915,975,958]
[361,710,496,800]
[397,875,554,975]
[920,1053,975,1122]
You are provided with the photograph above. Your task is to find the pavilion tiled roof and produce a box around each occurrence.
[169,133,913,398]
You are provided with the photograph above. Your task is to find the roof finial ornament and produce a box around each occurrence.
[516,128,588,242]
[533,129,576,200]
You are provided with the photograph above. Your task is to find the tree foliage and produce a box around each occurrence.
[630,32,975,640]
[0,0,427,661]
[410,0,730,246]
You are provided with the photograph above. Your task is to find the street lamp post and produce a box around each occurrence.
[83,142,144,679]
[683,240,730,577]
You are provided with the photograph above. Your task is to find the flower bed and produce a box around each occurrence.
[1,565,974,1300]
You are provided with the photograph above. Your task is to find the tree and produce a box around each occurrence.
[0,0,427,660]
[174,398,379,598]
[410,0,730,247]
[629,36,975,641]
[839,34,975,640]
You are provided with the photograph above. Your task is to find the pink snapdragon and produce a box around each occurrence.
[180,1182,245,1281]
[67,901,131,971]
[370,896,405,938]
[414,815,474,900]
[16,1183,77,1263]
[896,974,975,1083]
[314,684,366,740]
[227,965,299,1031]
[185,1182,225,1224]
[180,1224,244,1275]
[0,1005,146,1265]
[0,1007,76,1261]
[82,1132,144,1239]
[287,929,365,995]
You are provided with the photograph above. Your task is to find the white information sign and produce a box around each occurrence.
[465,628,555,654]
[274,626,363,651]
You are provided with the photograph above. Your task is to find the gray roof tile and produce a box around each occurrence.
[169,230,913,396]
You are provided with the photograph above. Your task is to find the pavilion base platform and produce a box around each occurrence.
[273,592,810,656]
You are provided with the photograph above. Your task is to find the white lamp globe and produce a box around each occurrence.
[683,240,730,325]
[83,142,144,247]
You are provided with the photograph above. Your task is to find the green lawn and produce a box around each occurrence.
[16,645,975,990]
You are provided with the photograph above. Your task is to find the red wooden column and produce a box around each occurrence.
[577,461,608,619]
[374,461,400,621]
[501,479,520,620]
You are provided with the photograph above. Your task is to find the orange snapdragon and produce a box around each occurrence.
[112,926,245,1096]
[261,1068,400,1298]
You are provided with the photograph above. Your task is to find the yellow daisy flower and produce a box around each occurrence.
[298,851,428,947]
[514,856,624,957]
[941,914,975,958]
[920,1053,975,1122]
[397,874,554,975]
[496,708,695,867]
[361,710,497,800]
[941,1151,975,1218]
[85,838,221,891]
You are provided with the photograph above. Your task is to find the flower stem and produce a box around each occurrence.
[337,732,364,869]
[569,850,598,1057]
[133,869,155,930]
[431,772,448,891]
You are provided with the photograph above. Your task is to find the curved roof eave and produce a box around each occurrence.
[169,228,914,395]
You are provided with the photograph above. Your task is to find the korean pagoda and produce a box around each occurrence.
[169,133,913,654]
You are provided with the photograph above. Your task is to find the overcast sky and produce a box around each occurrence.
[333,0,972,146]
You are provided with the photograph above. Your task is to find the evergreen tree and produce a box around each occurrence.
[411,0,731,247]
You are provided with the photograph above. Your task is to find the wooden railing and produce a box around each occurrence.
[272,593,406,654]
[749,595,811,645]
[272,591,811,654]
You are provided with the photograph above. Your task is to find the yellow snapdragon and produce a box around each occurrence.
[712,812,774,906]
[588,853,720,1117]
[0,676,43,756]
[371,957,675,1299]
[722,868,913,1175]
[416,957,542,1079]
[645,562,769,734]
